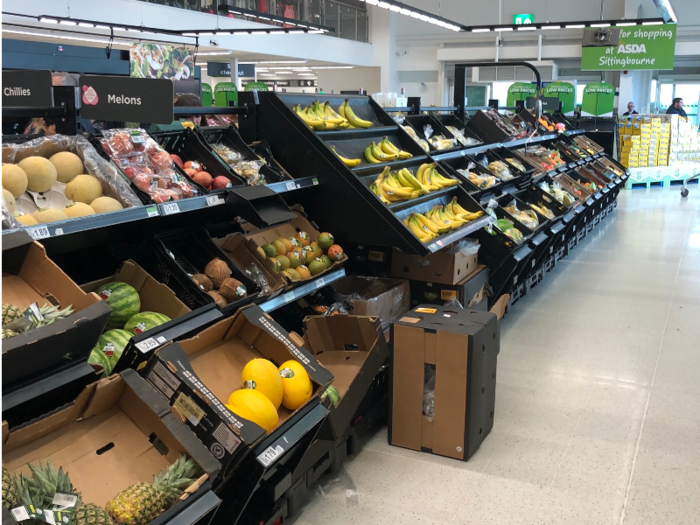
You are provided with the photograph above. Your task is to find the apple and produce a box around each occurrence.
[212,176,232,190]
[184,160,202,171]
[152,190,169,204]
[184,168,197,177]
[150,151,172,171]
[193,171,213,188]
[123,166,138,180]
[171,154,184,169]
[133,173,153,193]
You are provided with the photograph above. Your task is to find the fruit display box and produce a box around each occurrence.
[403,114,460,154]
[409,264,490,311]
[147,229,260,316]
[391,246,479,285]
[142,305,334,482]
[389,304,499,461]
[322,128,426,171]
[438,153,509,199]
[277,94,398,131]
[2,370,222,525]
[241,210,348,286]
[2,240,111,392]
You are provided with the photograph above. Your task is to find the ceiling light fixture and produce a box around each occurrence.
[565,24,585,28]
[517,25,537,30]
[616,22,637,26]
[542,25,561,29]
[310,65,354,69]
[471,28,492,32]
[590,23,611,27]
[642,20,664,25]
[495,27,513,31]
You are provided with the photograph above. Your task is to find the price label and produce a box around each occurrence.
[136,338,160,353]
[52,493,78,509]
[54,228,64,236]
[314,277,326,289]
[11,507,31,522]
[206,195,224,207]
[147,206,159,217]
[162,203,180,215]
[283,291,295,304]
[257,445,284,467]
[312,178,319,185]
[285,181,297,191]
[27,226,50,240]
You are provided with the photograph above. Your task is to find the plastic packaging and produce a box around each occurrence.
[487,161,514,180]
[529,202,555,219]
[423,364,436,421]
[458,169,497,189]
[423,124,434,139]
[446,239,480,256]
[232,160,265,186]
[504,200,539,230]
[444,295,465,309]
[245,263,270,295]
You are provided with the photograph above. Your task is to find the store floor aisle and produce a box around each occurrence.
[291,186,700,525]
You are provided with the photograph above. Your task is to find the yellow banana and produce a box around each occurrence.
[330,145,361,167]
[411,215,435,241]
[370,142,398,162]
[313,101,344,125]
[395,169,414,189]
[370,182,390,204]
[416,164,431,183]
[323,101,347,122]
[294,104,324,129]
[380,137,399,156]
[431,167,460,188]
[398,150,413,160]
[383,182,413,198]
[365,145,381,164]
[338,102,346,119]
[414,213,439,234]
[400,169,429,194]
[421,167,441,191]
[405,215,431,241]
[379,182,405,203]
[375,166,391,185]
[344,99,373,128]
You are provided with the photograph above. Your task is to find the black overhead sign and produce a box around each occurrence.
[2,70,54,108]
[261,79,318,88]
[79,75,174,124]
[207,62,256,78]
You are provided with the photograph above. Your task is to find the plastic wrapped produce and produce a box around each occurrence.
[487,161,515,180]
[504,200,539,230]
[529,202,555,219]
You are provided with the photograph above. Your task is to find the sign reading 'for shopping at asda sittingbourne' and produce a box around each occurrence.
[581,24,676,71]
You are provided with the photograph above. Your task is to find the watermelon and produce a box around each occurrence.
[322,385,341,408]
[124,311,171,335]
[88,347,112,377]
[94,329,133,370]
[97,282,141,329]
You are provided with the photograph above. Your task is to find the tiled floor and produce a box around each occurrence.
[291,186,700,525]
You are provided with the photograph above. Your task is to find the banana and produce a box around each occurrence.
[380,137,399,156]
[312,101,344,126]
[370,142,398,162]
[365,145,381,164]
[324,101,347,122]
[416,164,431,183]
[405,214,430,241]
[401,168,430,194]
[414,213,439,234]
[374,166,391,185]
[294,104,324,129]
[398,150,413,160]
[370,182,390,204]
[330,145,361,167]
[383,182,413,198]
[420,166,440,191]
[344,99,373,128]
[338,101,346,119]
[430,166,460,188]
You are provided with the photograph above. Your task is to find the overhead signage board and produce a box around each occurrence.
[130,44,194,80]
[79,75,174,124]
[261,79,318,88]
[581,24,677,70]
[207,62,256,78]
[2,70,53,108]
[513,14,534,25]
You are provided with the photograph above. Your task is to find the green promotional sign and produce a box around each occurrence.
[214,82,238,107]
[201,83,212,107]
[513,14,534,25]
[581,82,615,116]
[581,24,676,70]
[244,81,270,92]
[543,82,576,116]
[506,82,537,107]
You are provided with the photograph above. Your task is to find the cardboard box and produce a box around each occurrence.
[143,305,334,478]
[242,211,348,284]
[3,241,111,391]
[3,370,221,523]
[410,265,489,311]
[391,247,479,285]
[389,304,499,461]
[215,233,285,296]
[303,315,390,439]
[331,276,410,332]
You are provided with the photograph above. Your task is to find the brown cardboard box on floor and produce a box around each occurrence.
[392,247,479,285]
[389,303,499,461]
[331,276,410,332]
[409,265,489,311]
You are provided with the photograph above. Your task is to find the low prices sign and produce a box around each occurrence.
[542,82,575,116]
[582,24,677,71]
[506,82,537,107]
[581,82,615,117]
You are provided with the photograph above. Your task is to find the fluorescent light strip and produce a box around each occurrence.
[2,28,130,46]
[517,25,537,30]
[39,17,58,24]
[616,22,637,26]
[196,51,233,55]
[472,28,492,32]
[542,25,561,29]
[311,65,353,69]
[495,27,513,31]
[565,24,585,28]
[591,23,611,27]
[642,21,664,25]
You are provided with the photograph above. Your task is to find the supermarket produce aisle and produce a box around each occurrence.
[292,186,700,525]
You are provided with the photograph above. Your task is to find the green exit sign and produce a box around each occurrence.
[513,13,535,24]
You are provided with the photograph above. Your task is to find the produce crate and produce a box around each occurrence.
[146,229,260,316]
[403,114,461,154]
[438,153,507,200]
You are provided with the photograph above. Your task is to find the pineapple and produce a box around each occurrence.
[2,304,22,325]
[26,461,78,508]
[105,456,203,525]
[2,328,17,339]
[2,464,19,510]
[32,304,75,329]
[74,503,115,525]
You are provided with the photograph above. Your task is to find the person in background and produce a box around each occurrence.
[24,118,44,135]
[623,102,639,116]
[666,98,687,117]
[174,94,202,127]
[39,118,57,136]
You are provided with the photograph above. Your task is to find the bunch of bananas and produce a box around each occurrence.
[330,146,361,167]
[364,138,413,164]
[293,101,349,130]
[403,199,484,243]
[416,163,460,190]
[338,99,374,128]
[370,166,423,204]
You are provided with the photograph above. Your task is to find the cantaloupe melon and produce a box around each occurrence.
[18,157,58,193]
[2,164,28,198]
[13,212,38,226]
[2,189,16,214]
[49,151,84,183]
[90,196,123,214]
[32,207,68,224]
[63,202,95,218]
[65,174,102,204]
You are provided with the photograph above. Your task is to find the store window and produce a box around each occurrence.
[576,84,587,106]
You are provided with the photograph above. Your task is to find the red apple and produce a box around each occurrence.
[184,160,202,171]
[150,151,172,171]
[152,190,169,204]
[193,171,213,188]
[133,173,153,193]
[171,154,184,169]
[123,166,138,180]
[173,181,195,198]
[212,176,232,190]
[184,168,197,177]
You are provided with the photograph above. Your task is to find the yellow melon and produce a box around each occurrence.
[18,157,58,193]
[3,189,16,214]
[32,207,68,224]
[278,360,313,410]
[63,202,95,218]
[241,358,284,409]
[90,196,123,214]
[2,164,28,198]
[65,175,102,204]
[13,212,38,226]
[226,389,279,432]
[49,151,84,183]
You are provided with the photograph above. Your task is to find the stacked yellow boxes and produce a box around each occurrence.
[620,135,640,168]
[640,119,653,166]
[658,121,671,166]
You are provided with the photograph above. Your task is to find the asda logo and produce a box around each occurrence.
[617,44,647,54]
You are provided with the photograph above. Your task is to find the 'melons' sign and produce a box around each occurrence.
[79,75,173,123]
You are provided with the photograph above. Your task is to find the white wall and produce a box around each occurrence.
[316,68,381,95]
[395,45,442,106]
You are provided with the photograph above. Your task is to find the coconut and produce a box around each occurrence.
[207,290,227,307]
[219,277,247,302]
[204,258,230,288]
[192,273,213,292]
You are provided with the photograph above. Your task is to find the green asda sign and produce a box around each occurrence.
[201,83,213,107]
[244,81,270,92]
[513,14,534,25]
[581,82,615,116]
[582,24,676,70]
[506,82,537,107]
[543,82,575,116]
